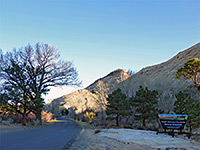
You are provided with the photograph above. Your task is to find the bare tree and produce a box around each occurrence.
[0,43,81,125]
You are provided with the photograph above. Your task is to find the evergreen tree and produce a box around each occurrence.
[189,102,200,128]
[176,58,200,128]
[106,88,131,126]
[130,86,158,128]
[174,91,200,128]
[174,91,187,114]
[176,58,200,90]
[0,60,34,125]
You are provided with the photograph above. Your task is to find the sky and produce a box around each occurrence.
[0,0,200,102]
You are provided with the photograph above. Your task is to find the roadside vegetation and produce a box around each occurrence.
[0,110,57,127]
[106,88,131,126]
[0,43,81,126]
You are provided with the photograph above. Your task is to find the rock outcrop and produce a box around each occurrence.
[48,42,200,118]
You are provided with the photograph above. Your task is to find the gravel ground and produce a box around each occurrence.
[98,129,200,150]
[69,129,156,150]
[68,121,200,150]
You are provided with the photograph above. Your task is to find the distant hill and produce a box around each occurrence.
[47,42,200,118]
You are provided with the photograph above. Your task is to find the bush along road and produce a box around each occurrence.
[0,118,82,150]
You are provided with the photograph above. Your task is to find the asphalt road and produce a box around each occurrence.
[0,119,82,150]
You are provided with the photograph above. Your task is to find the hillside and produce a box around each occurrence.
[118,42,200,112]
[48,42,200,118]
[48,69,131,117]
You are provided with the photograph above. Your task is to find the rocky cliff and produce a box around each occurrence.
[48,42,200,118]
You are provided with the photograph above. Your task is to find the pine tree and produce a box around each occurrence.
[174,91,200,128]
[174,91,187,114]
[175,58,200,128]
[176,58,200,90]
[189,102,200,128]
[130,86,158,128]
[0,60,34,125]
[106,88,131,126]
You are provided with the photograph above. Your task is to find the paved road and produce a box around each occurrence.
[0,119,82,150]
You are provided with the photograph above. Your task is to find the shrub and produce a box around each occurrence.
[2,121,9,125]
[27,112,36,119]
[2,118,13,126]
[0,111,55,125]
[41,111,55,122]
[41,122,50,126]
[33,119,40,126]
[26,122,33,127]
[7,118,14,124]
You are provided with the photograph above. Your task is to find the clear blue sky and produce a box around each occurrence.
[0,0,200,101]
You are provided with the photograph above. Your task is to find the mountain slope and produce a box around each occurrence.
[48,42,200,117]
[118,42,200,112]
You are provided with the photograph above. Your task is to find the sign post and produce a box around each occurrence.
[88,114,94,124]
[86,112,94,124]
[157,114,191,138]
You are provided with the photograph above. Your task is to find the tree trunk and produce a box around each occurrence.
[143,118,146,128]
[82,113,85,122]
[22,113,27,126]
[131,111,135,127]
[116,115,119,126]
[198,85,200,91]
[36,113,42,125]
[126,116,129,125]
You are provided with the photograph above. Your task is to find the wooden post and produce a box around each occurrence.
[172,129,174,138]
